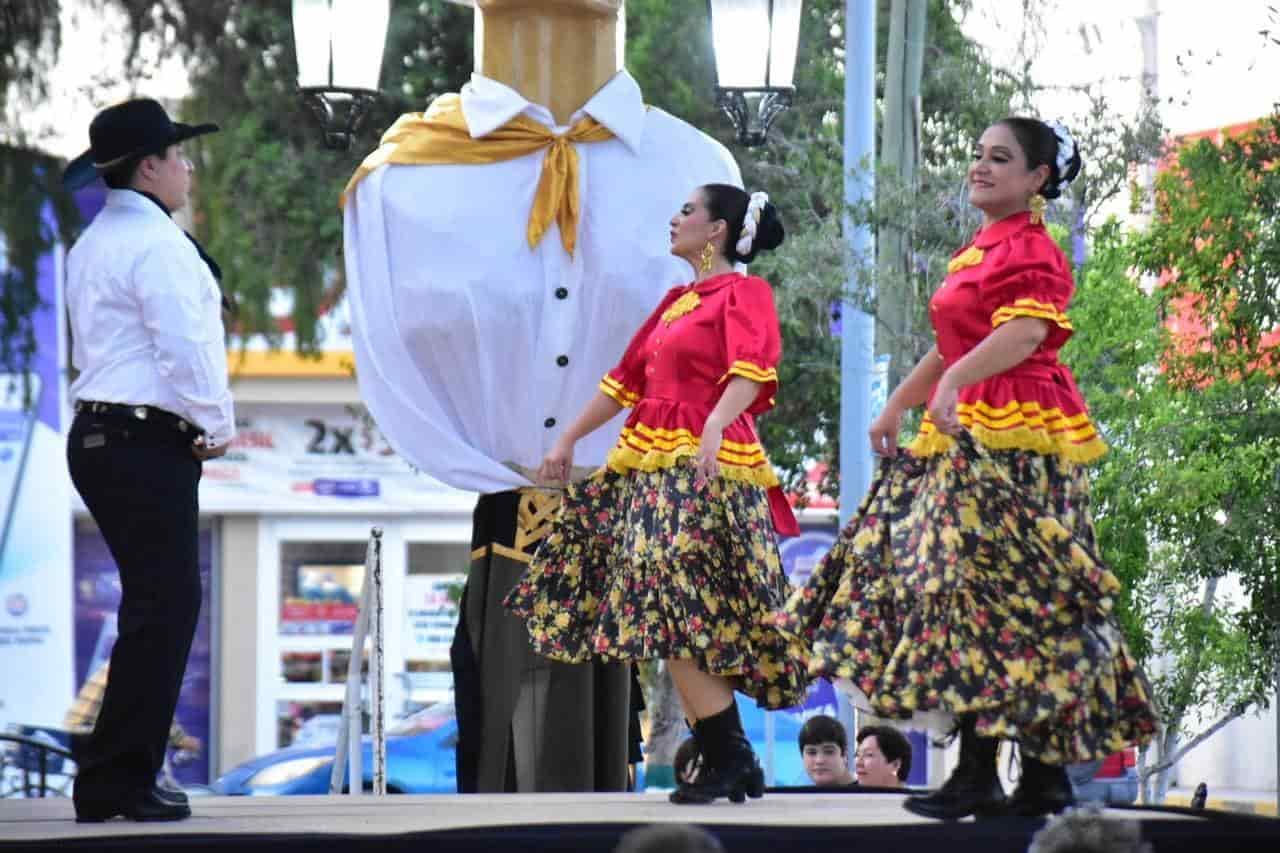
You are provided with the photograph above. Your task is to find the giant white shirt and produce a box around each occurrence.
[344,70,741,494]
[67,190,236,446]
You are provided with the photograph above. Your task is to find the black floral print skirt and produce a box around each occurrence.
[777,431,1157,764]
[504,460,809,710]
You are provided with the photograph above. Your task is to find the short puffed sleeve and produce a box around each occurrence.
[599,286,684,408]
[980,231,1076,350]
[719,275,782,415]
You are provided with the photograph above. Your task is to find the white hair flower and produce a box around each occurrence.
[735,192,770,257]
[1045,120,1076,186]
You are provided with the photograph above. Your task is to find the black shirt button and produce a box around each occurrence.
[554,287,569,299]
[556,355,569,367]
[544,417,557,428]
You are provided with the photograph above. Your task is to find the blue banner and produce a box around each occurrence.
[0,198,74,731]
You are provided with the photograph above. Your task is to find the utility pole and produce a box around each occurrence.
[837,0,878,759]
[876,0,926,390]
[840,0,876,522]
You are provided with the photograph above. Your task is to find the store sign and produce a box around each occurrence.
[404,574,465,662]
[0,205,74,732]
[200,404,474,513]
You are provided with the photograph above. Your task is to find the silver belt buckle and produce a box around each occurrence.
[133,406,148,421]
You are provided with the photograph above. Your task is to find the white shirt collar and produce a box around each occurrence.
[105,188,174,222]
[459,69,646,152]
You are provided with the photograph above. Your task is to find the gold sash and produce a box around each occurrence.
[341,94,614,257]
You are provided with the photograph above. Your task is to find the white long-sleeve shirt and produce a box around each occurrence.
[344,70,741,494]
[67,190,236,446]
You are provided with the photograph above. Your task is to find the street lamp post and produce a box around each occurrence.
[291,0,391,151]
[707,0,804,147]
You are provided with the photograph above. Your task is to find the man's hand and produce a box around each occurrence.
[192,436,228,461]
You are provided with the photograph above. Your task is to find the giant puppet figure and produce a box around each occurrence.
[342,0,741,792]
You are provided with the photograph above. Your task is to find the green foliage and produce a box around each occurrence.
[0,0,61,120]
[1061,118,1280,768]
[0,146,80,380]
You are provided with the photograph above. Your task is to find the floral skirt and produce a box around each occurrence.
[503,460,809,710]
[777,431,1158,764]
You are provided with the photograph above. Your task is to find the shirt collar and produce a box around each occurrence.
[459,69,646,152]
[105,188,175,222]
[972,210,1035,249]
[692,271,742,295]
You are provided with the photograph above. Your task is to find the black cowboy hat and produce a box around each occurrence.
[62,98,219,191]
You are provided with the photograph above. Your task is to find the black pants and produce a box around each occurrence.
[66,411,203,806]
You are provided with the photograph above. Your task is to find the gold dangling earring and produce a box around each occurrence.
[1029,194,1047,225]
[699,241,716,275]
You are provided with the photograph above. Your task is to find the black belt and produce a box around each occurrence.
[75,400,201,435]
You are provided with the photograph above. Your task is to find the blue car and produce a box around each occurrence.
[212,703,458,795]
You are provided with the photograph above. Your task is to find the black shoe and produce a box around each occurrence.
[904,717,1006,820]
[154,784,189,805]
[669,702,761,805]
[1003,755,1075,817]
[75,788,192,823]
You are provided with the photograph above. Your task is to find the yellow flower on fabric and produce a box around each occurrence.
[1036,517,1069,542]
[533,600,551,618]
[852,528,877,550]
[1005,658,1034,686]
[554,612,572,629]
[959,502,981,530]
[939,525,963,550]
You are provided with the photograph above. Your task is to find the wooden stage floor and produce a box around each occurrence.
[1,791,1273,853]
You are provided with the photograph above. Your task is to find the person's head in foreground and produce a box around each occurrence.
[1027,806,1152,853]
[614,823,725,853]
[968,116,1082,227]
[798,715,854,786]
[854,724,912,788]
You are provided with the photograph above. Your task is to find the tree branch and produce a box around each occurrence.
[1140,705,1246,777]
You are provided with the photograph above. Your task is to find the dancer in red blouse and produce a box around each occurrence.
[505,184,807,805]
[780,118,1156,820]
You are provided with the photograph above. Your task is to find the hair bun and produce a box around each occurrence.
[740,201,785,262]
[1042,119,1082,199]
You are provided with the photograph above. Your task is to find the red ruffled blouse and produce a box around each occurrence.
[598,271,799,535]
[908,211,1107,463]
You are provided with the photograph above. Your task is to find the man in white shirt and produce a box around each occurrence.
[61,98,235,823]
[343,0,740,792]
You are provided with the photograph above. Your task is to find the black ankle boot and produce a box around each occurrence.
[1004,753,1075,817]
[670,702,762,805]
[903,717,1006,820]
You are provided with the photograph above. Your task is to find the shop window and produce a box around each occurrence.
[277,700,345,749]
[278,541,367,637]
[402,543,469,706]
